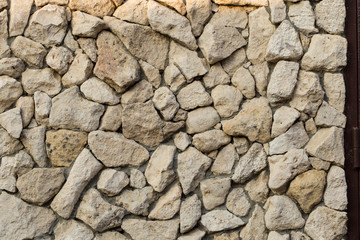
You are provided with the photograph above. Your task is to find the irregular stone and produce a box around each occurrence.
[0,10,9,58]
[62,53,93,87]
[287,170,326,213]
[113,0,148,25]
[149,183,182,219]
[174,109,188,122]
[224,97,272,143]
[212,144,239,175]
[24,5,67,47]
[116,186,154,216]
[0,108,22,139]
[289,70,324,117]
[213,0,268,5]
[1,77,22,115]
[10,36,47,68]
[290,231,311,240]
[265,20,303,62]
[80,77,120,105]
[156,0,186,15]
[140,60,161,88]
[323,73,345,112]
[164,64,186,92]
[249,62,270,96]
[265,195,305,231]
[309,157,331,171]
[192,130,231,153]
[153,87,179,120]
[222,48,247,76]
[69,0,115,17]
[50,149,103,219]
[226,188,251,217]
[35,0,68,6]
[324,166,347,211]
[94,232,129,240]
[268,149,311,193]
[186,107,220,134]
[46,46,73,74]
[77,38,97,62]
[105,17,169,70]
[54,220,94,240]
[210,5,248,28]
[301,34,347,72]
[200,178,231,210]
[97,169,129,196]
[0,192,56,240]
[211,85,242,118]
[76,188,125,232]
[272,107,300,138]
[178,229,206,240]
[34,91,51,125]
[0,58,25,78]
[121,80,154,105]
[232,143,267,183]
[305,206,347,240]
[240,205,267,240]
[22,68,61,97]
[174,132,191,151]
[180,194,202,233]
[231,66,256,99]
[148,0,196,50]
[122,218,179,240]
[64,30,80,52]
[21,126,47,167]
[200,210,245,233]
[169,41,209,81]
[186,0,211,37]
[16,97,34,128]
[177,81,212,110]
[288,1,318,34]
[305,127,344,166]
[16,168,65,205]
[128,169,145,189]
[245,171,269,204]
[9,0,33,37]
[233,137,249,155]
[269,122,309,155]
[72,11,107,38]
[99,105,122,131]
[0,0,6,9]
[89,130,149,167]
[269,0,286,23]
[315,0,345,34]
[247,7,276,63]
[177,147,212,195]
[268,232,290,240]
[94,31,140,93]
[315,101,346,128]
[203,63,230,89]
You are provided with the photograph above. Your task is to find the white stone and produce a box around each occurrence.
[46,46,74,74]
[72,11,107,38]
[288,1,318,34]
[315,0,345,34]
[62,53,93,87]
[203,63,230,89]
[153,87,179,120]
[0,108,22,139]
[324,166,347,210]
[180,194,202,233]
[186,0,212,37]
[130,169,146,189]
[200,177,231,210]
[245,171,269,204]
[80,77,120,105]
[200,210,245,233]
[9,0,33,37]
[226,188,251,217]
[271,107,300,138]
[240,205,267,240]
[269,0,286,24]
[20,126,47,167]
[315,101,346,128]
[211,144,239,175]
[323,73,345,112]
[173,132,191,151]
[99,105,122,131]
[186,107,220,134]
[116,186,154,216]
[121,80,154,105]
[54,220,94,240]
[10,36,47,68]
[232,67,256,99]
[97,169,129,196]
[113,0,148,25]
[22,68,62,97]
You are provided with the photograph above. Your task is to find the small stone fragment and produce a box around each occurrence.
[113,0,148,25]
[72,11,107,38]
[130,169,146,189]
[245,171,269,204]
[226,188,251,217]
[99,105,122,131]
[9,0,33,37]
[10,36,47,68]
[180,194,202,233]
[46,46,74,75]
[222,48,247,76]
[64,30,80,52]
[271,107,300,138]
[186,0,212,37]
[249,62,270,96]
[121,80,154,105]
[200,177,231,210]
[0,58,25,78]
[288,1,318,34]
[69,0,115,17]
[22,68,62,97]
[21,126,47,167]
[192,129,231,153]
[116,186,154,216]
[62,53,93,87]
[77,38,97,62]
[153,87,179,120]
[211,85,242,118]
[54,220,94,240]
[290,231,311,240]
[268,232,290,240]
[81,77,120,105]
[203,63,230,89]
[213,0,268,5]
[233,137,249,155]
[34,91,51,125]
[174,132,191,151]
[324,73,345,112]
[315,0,345,34]
[200,210,245,233]
[240,205,267,240]
[212,144,239,175]
[156,0,186,15]
[0,108,22,139]
[164,64,187,92]
[97,169,129,196]
[324,166,348,211]
[16,97,34,128]
[140,60,162,88]
[232,66,256,99]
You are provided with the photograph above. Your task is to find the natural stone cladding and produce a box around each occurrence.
[0,0,348,239]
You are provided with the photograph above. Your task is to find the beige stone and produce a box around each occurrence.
[97,169,129,196]
[64,30,80,52]
[288,1,318,34]
[222,48,247,76]
[269,0,286,23]
[153,87,179,120]
[130,168,146,189]
[121,80,154,105]
[309,157,331,171]
[15,98,33,129]
[9,0,33,37]
[0,58,25,78]
[249,62,270,96]
[213,0,268,5]
[203,63,230,89]
[34,91,51,125]
[315,101,346,128]
[80,77,120,105]
[22,68,62,97]
[271,107,300,138]
[232,67,256,99]
[174,132,191,151]
[156,0,186,15]
[233,137,249,155]
[140,60,161,88]
[245,171,269,204]
[210,5,248,29]
[268,232,290,240]
[186,0,211,37]
[69,0,115,17]
[35,0,68,6]
[164,64,186,92]
[116,186,154,216]
[0,10,9,59]
[177,81,212,110]
[323,73,345,112]
[54,220,94,240]
[21,126,47,167]
[290,231,311,240]
[178,229,206,240]
[10,36,47,68]
[78,38,97,62]
[200,177,231,210]
[113,0,148,25]
[72,11,106,38]
[62,53,93,87]
[0,127,23,157]
[0,0,7,9]
[46,46,74,74]
[180,194,202,233]
[324,166,347,211]
[99,105,122,131]
[192,130,231,153]
[315,0,345,34]
[226,188,251,217]
[200,210,245,233]
[0,108,22,139]
[94,232,128,240]
[240,205,267,240]
[212,144,239,175]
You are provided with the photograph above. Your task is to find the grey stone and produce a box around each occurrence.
[9,0,33,37]
[192,130,231,153]
[315,0,345,34]
[226,188,251,217]
[113,0,148,25]
[0,108,22,139]
[121,80,154,105]
[211,144,239,175]
[130,168,146,189]
[271,107,300,138]
[54,220,94,240]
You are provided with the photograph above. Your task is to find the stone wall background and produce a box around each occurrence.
[0,0,348,239]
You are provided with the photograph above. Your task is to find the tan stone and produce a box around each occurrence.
[245,171,269,204]
[178,229,206,240]
[78,38,97,62]
[62,53,93,87]
[0,108,22,139]
[309,157,331,171]
[203,63,230,89]
[33,91,51,126]
[35,0,68,6]
[186,0,212,37]
[211,144,239,175]
[116,186,154,216]
[164,64,186,92]
[156,0,186,15]
[315,101,346,128]
[288,1,318,34]
[69,0,115,17]
[271,107,300,138]
[180,194,202,233]
[226,188,251,217]
[64,30,80,52]
[72,11,107,38]
[113,0,148,25]
[46,46,74,74]
[22,68,62,97]
[200,177,231,210]
[323,73,345,112]
[11,36,47,68]
[324,166,347,211]
[233,137,249,155]
[21,126,47,167]
[177,81,212,110]
[269,0,286,23]
[222,48,247,76]
[210,5,248,29]
[315,0,345,34]
[80,77,120,105]
[153,87,179,120]
[232,66,256,99]
[99,105,122,131]
[94,232,129,240]
[54,220,94,240]
[0,127,23,157]
[9,0,33,37]
[200,210,245,233]
[249,62,270,96]
[129,168,146,189]
[192,130,231,153]
[213,0,268,5]
[121,80,154,105]
[240,205,267,240]
[174,132,191,151]
[0,58,25,78]
[97,169,129,196]
[140,60,161,88]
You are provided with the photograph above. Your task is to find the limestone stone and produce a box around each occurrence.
[324,166,347,211]
[0,10,9,59]
[0,127,23,157]
[305,206,347,240]
[309,157,331,171]
[35,0,68,6]
[22,68,62,97]
[290,231,311,240]
[121,80,154,105]
[145,144,176,192]
[46,46,74,75]
[140,60,162,88]
[2,77,22,115]
[213,0,268,5]
[116,186,154,216]
[80,77,120,105]
[174,109,188,122]
[177,147,212,195]
[210,5,248,29]
[265,195,305,231]
[0,192,56,240]
[153,87,179,120]
[267,61,299,105]
[21,126,47,167]
[156,0,186,15]
[226,188,251,217]
[54,220,94,240]
[211,85,241,118]
[89,130,149,167]
[69,0,115,17]
[269,0,286,23]
[212,144,239,175]
[16,168,65,205]
[301,34,347,72]
[178,229,206,240]
[232,143,267,183]
[180,194,202,233]
[232,66,256,99]
[247,7,276,63]
[268,232,290,240]
[33,91,51,125]
[224,97,272,143]
[72,11,107,38]
[64,30,80,52]
[192,130,231,153]
[99,105,122,131]
[289,70,324,117]
[288,1,318,34]
[233,137,249,155]
[62,53,93,87]
[149,183,182,219]
[240,205,267,240]
[94,232,129,240]
[272,107,300,138]
[94,31,140,93]
[0,58,25,78]
[0,0,6,9]
[76,188,125,232]
[200,177,231,210]
[9,0,33,37]
[122,218,179,240]
[268,149,310,193]
[148,0,196,50]
[0,108,22,139]
[324,73,345,112]
[305,127,344,166]
[222,48,247,77]
[200,210,245,233]
[24,5,67,47]
[129,169,146,189]
[97,169,129,196]
[105,17,169,70]
[174,132,191,151]
[49,87,104,132]
[169,41,209,81]
[113,0,148,25]
[287,170,326,213]
[50,149,103,219]
[249,62,270,96]
[265,20,303,62]
[203,63,230,88]
[315,101,346,128]
[186,0,211,37]
[11,36,47,68]
[245,171,269,204]
[78,38,97,62]
[177,81,212,110]
[269,122,309,155]
[164,64,187,92]
[315,0,345,34]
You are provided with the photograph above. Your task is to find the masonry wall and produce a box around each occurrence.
[0,0,348,239]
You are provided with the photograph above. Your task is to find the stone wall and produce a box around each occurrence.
[0,0,348,239]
